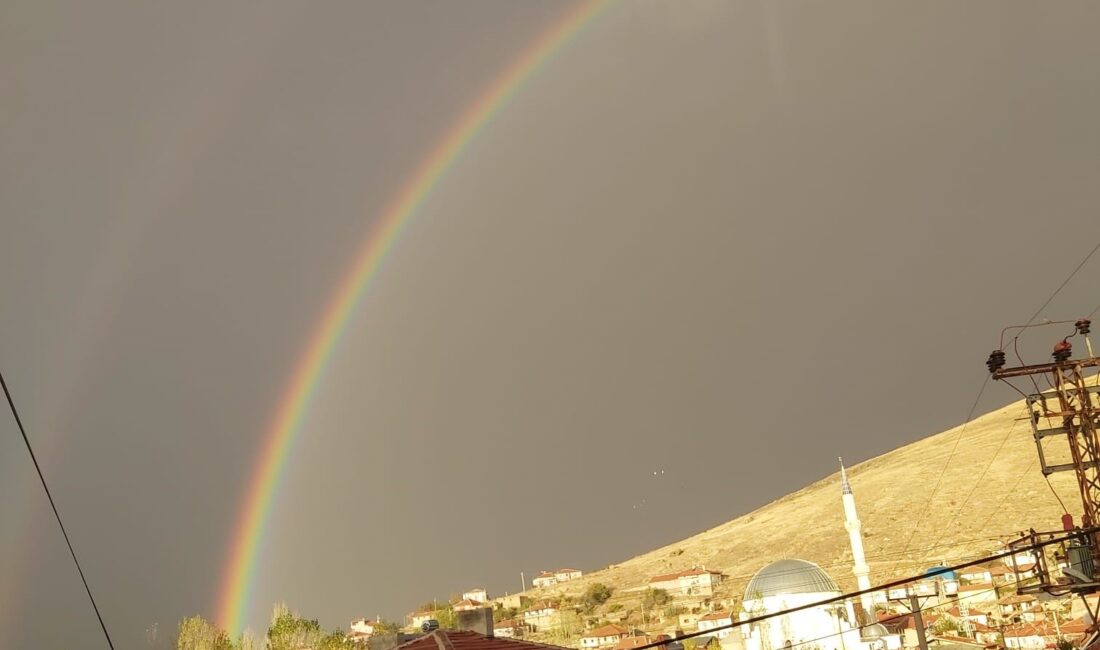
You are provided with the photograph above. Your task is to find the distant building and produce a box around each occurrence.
[697,611,734,639]
[348,618,380,645]
[533,572,558,589]
[614,635,669,650]
[555,569,583,582]
[580,624,630,648]
[522,601,561,631]
[999,594,1038,621]
[464,588,489,604]
[454,599,484,612]
[494,619,528,639]
[649,567,726,596]
[1001,619,1088,650]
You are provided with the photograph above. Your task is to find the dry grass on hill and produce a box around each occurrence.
[525,398,1079,609]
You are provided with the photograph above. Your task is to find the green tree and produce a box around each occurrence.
[318,630,359,650]
[372,620,401,635]
[267,605,323,650]
[931,617,960,635]
[642,588,670,609]
[494,607,518,623]
[582,583,613,610]
[175,615,234,650]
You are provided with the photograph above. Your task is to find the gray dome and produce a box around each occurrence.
[744,560,840,599]
[861,624,890,640]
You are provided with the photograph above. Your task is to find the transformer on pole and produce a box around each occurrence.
[987,319,1100,605]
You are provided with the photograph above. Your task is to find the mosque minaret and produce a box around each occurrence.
[840,457,875,618]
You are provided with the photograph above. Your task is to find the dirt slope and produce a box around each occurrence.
[531,398,1078,604]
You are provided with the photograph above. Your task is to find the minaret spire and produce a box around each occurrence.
[840,457,875,619]
[840,457,853,495]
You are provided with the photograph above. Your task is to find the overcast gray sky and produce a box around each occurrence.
[3,1,1100,647]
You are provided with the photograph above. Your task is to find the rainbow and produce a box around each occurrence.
[216,0,611,635]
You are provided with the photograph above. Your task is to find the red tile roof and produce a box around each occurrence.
[614,636,668,650]
[958,582,995,592]
[699,611,733,622]
[397,631,566,650]
[582,625,629,639]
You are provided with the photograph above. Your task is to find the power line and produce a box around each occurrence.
[902,374,990,552]
[939,409,1025,535]
[0,368,115,649]
[1022,239,1100,329]
[905,238,1100,553]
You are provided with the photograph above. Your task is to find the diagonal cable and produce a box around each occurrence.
[0,367,115,649]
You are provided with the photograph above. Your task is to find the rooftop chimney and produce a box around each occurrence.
[456,608,494,637]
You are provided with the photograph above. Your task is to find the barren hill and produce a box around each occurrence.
[525,397,1079,607]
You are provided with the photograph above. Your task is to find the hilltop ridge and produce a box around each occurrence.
[516,397,1076,612]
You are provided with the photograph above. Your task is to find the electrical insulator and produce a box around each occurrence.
[986,350,1006,373]
[1053,339,1073,363]
[1077,319,1092,335]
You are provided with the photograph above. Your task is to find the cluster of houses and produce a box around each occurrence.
[872,553,1092,650]
[533,569,586,589]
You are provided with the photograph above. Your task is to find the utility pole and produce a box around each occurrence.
[521,572,526,592]
[987,319,1100,597]
[908,593,930,650]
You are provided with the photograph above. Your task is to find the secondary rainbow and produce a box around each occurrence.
[216,0,611,635]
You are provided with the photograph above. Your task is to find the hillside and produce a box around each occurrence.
[519,396,1079,613]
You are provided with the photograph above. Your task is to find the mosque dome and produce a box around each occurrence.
[860,624,890,640]
[744,559,840,600]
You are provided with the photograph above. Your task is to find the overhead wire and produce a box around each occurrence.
[778,582,1007,650]
[629,534,1083,650]
[939,409,1025,536]
[1020,239,1100,330]
[0,368,115,649]
[904,237,1100,554]
[901,374,990,552]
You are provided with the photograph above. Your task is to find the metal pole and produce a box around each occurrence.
[909,593,930,650]
[521,572,526,592]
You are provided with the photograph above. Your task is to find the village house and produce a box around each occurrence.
[957,565,994,584]
[955,582,998,607]
[580,624,630,648]
[463,588,489,604]
[454,599,484,612]
[649,567,726,596]
[348,619,380,645]
[999,594,1038,622]
[1002,621,1062,650]
[696,611,734,639]
[350,619,378,636]
[555,568,584,582]
[523,601,561,631]
[533,572,558,589]
[968,621,1002,646]
[943,606,992,628]
[493,619,528,639]
[614,634,669,650]
[496,594,525,610]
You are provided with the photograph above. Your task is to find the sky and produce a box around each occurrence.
[2,0,1100,647]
